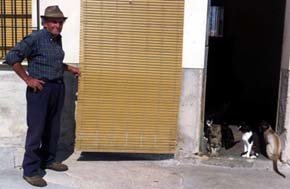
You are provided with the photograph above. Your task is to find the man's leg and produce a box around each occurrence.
[41,82,66,169]
[23,86,49,177]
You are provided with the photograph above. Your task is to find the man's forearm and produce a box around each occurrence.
[63,63,80,76]
[64,64,75,72]
[12,62,45,91]
[12,62,30,83]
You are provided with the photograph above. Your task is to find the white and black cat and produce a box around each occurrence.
[238,123,259,159]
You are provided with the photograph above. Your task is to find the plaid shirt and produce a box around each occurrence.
[4,28,66,80]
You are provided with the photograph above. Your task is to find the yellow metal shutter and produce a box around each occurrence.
[77,0,184,153]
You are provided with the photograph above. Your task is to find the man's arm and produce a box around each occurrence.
[4,34,44,91]
[12,62,45,92]
[64,64,81,76]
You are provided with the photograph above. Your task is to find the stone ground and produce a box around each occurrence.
[1,124,290,189]
[1,151,290,189]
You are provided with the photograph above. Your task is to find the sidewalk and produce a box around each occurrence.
[1,151,290,189]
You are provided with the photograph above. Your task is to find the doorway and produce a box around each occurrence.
[204,0,286,156]
[205,0,286,127]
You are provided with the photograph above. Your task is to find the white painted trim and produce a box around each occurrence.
[32,0,38,29]
[281,0,290,70]
[182,0,209,68]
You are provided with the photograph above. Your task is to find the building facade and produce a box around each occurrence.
[1,0,290,164]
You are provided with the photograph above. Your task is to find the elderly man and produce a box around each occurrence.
[4,5,80,187]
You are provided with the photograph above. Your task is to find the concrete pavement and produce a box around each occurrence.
[180,164,290,189]
[1,151,290,189]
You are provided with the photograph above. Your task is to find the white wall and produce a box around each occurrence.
[34,0,81,64]
[0,72,26,138]
[33,0,209,67]
[182,0,209,69]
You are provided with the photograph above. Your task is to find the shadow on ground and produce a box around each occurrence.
[77,152,174,161]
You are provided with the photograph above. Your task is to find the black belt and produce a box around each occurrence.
[41,77,63,84]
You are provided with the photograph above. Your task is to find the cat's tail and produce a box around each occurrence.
[273,159,286,178]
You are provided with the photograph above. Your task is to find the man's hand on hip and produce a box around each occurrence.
[25,76,46,92]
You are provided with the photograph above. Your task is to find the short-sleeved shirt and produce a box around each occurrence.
[4,28,66,80]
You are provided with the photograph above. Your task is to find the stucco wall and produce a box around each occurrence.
[176,0,208,158]
[0,71,26,139]
[177,68,206,158]
[0,71,26,169]
[277,69,290,164]
[0,69,78,166]
[277,0,290,163]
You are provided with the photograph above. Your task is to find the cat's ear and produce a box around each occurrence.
[206,120,213,127]
[259,120,270,131]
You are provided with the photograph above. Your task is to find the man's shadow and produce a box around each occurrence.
[56,71,78,162]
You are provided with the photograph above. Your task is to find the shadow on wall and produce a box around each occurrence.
[56,71,78,162]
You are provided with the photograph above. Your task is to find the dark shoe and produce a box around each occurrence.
[45,162,68,172]
[23,175,47,187]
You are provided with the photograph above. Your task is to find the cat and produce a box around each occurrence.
[260,121,285,178]
[204,119,222,156]
[238,122,259,159]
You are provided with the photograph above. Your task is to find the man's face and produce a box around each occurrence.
[43,18,65,36]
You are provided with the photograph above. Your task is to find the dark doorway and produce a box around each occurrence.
[205,0,286,128]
